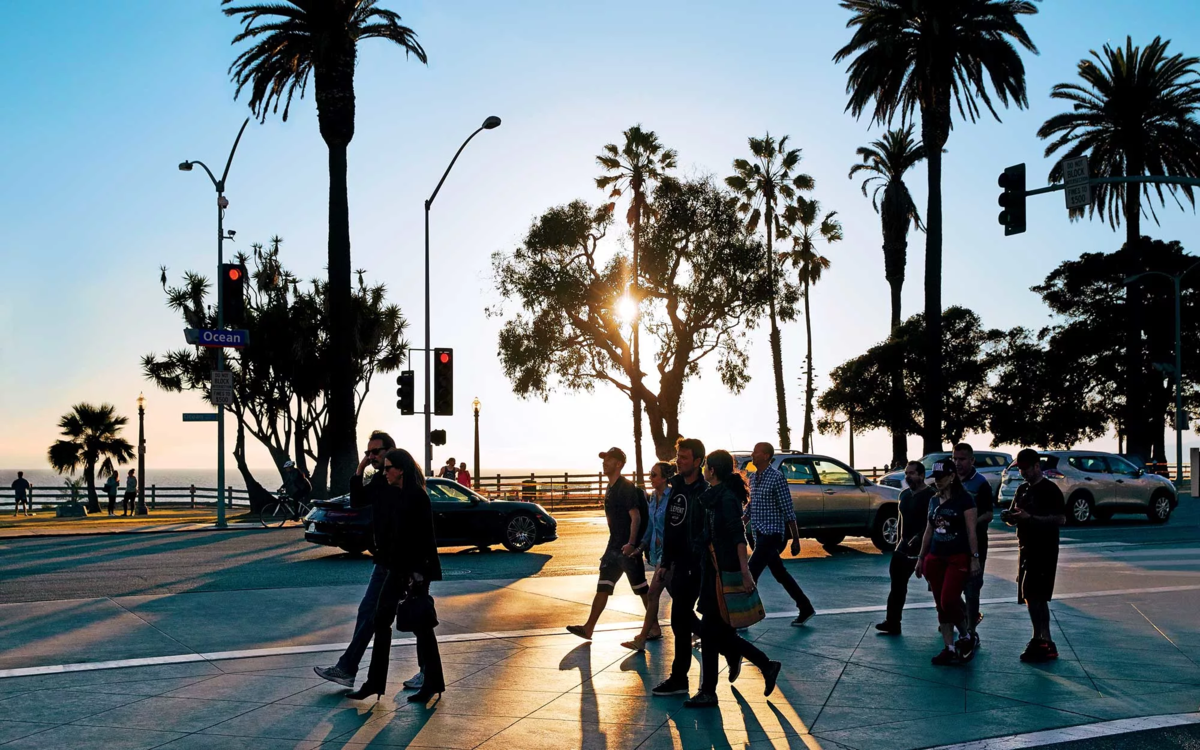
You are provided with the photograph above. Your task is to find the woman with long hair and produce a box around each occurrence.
[347,447,445,703]
[621,460,674,652]
[685,450,782,708]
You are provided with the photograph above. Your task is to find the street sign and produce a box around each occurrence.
[184,328,250,348]
[212,370,233,388]
[1062,156,1089,184]
[182,412,219,422]
[211,387,234,406]
[1062,156,1091,209]
[1065,183,1091,209]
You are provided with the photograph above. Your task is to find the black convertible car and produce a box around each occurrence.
[303,477,558,555]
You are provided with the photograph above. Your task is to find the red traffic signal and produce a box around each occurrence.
[434,347,453,415]
[439,351,451,364]
[226,267,243,282]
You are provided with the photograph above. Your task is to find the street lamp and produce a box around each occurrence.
[136,392,148,515]
[179,118,250,529]
[1123,259,1200,485]
[473,397,481,490]
[423,116,501,476]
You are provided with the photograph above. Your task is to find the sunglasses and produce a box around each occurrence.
[365,448,384,456]
[383,464,400,472]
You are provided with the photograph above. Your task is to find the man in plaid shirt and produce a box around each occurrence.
[746,442,816,626]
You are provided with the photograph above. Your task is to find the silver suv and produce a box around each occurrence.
[734,452,902,550]
[879,451,1013,494]
[997,451,1177,525]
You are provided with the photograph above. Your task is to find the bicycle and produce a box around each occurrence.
[259,486,312,528]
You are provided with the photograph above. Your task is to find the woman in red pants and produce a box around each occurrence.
[916,459,980,665]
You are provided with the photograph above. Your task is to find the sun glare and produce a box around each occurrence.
[616,295,638,324]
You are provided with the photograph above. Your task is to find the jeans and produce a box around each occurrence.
[667,563,702,681]
[337,564,389,675]
[748,532,813,613]
[886,553,918,624]
[699,612,770,693]
[364,575,444,693]
[963,567,984,634]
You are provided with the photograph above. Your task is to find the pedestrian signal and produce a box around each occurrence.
[430,428,447,446]
[396,370,415,414]
[434,348,453,415]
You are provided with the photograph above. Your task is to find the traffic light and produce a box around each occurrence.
[430,429,447,446]
[434,347,453,415]
[220,263,248,325]
[396,370,414,414]
[997,163,1027,236]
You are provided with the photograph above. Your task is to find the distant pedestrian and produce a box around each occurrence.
[745,442,815,627]
[915,459,980,666]
[282,460,312,517]
[456,462,471,487]
[684,450,782,709]
[567,446,650,640]
[104,473,119,516]
[122,469,138,516]
[621,460,674,651]
[876,461,933,634]
[439,458,456,480]
[12,472,32,516]
[954,442,994,655]
[1004,448,1066,663]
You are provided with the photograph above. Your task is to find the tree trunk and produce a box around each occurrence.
[631,207,644,486]
[884,219,908,468]
[802,276,815,453]
[644,393,681,462]
[921,124,947,454]
[84,463,100,514]
[325,142,357,496]
[1123,152,1151,464]
[233,418,272,513]
[766,204,790,450]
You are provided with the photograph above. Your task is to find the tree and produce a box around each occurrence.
[848,124,926,465]
[47,403,135,514]
[144,238,407,504]
[595,125,677,484]
[780,199,842,452]
[224,0,426,495]
[1037,36,1200,463]
[835,0,1039,453]
[725,134,814,450]
[491,177,784,458]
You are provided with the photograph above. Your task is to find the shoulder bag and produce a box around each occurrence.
[395,590,439,633]
[708,544,766,629]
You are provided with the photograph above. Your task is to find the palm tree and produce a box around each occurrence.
[834,0,1038,453]
[47,403,135,514]
[224,0,426,494]
[781,199,842,453]
[726,134,814,450]
[596,126,677,481]
[1038,36,1200,463]
[848,125,926,466]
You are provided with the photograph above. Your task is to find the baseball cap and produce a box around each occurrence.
[283,460,295,469]
[598,447,627,463]
[1015,448,1041,468]
[930,459,955,479]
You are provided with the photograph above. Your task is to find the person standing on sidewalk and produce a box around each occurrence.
[12,472,32,516]
[621,460,674,652]
[456,462,471,487]
[876,460,934,635]
[122,469,138,516]
[567,447,649,640]
[439,458,457,480]
[684,450,782,709]
[745,442,815,627]
[1005,448,1066,663]
[954,442,994,657]
[104,473,119,516]
[915,459,980,666]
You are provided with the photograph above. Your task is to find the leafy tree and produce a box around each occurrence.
[835,0,1039,453]
[47,403,135,514]
[780,199,842,452]
[1037,36,1200,462]
[144,238,407,504]
[595,126,677,483]
[492,177,784,458]
[223,0,426,494]
[725,134,815,450]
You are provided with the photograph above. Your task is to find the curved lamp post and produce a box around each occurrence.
[136,392,148,515]
[473,397,481,490]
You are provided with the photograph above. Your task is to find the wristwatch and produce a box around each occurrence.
[971,552,980,558]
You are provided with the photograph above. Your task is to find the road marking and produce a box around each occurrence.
[925,712,1200,750]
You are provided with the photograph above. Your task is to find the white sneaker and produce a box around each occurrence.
[403,671,424,690]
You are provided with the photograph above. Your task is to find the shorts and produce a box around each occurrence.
[1017,548,1058,604]
[597,550,649,595]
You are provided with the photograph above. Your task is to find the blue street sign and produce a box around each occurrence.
[182,413,219,422]
[184,328,249,348]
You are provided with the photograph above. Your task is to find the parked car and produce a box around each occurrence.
[733,451,902,551]
[878,451,1013,493]
[303,477,558,554]
[996,451,1177,525]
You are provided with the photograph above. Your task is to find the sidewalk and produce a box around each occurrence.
[0,507,262,537]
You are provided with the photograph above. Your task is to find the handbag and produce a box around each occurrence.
[395,591,439,633]
[708,544,766,629]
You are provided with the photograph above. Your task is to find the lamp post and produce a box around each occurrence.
[472,397,481,490]
[423,116,501,476]
[136,392,148,515]
[1124,259,1200,485]
[179,118,250,529]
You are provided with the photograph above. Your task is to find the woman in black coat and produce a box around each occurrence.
[346,447,445,703]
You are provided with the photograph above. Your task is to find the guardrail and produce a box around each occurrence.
[1,485,253,515]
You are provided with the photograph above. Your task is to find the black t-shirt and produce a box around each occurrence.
[662,474,708,568]
[604,476,642,553]
[960,469,994,558]
[927,487,976,557]
[11,478,30,499]
[1015,478,1065,553]
[897,486,934,557]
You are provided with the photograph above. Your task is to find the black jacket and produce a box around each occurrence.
[661,474,708,569]
[700,482,748,573]
[350,472,442,581]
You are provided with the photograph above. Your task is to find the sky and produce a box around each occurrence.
[2,0,1200,479]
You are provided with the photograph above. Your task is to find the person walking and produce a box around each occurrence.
[684,450,782,709]
[953,442,994,657]
[621,460,674,651]
[876,460,934,634]
[745,442,815,626]
[568,447,650,640]
[1004,448,1066,663]
[456,462,471,487]
[315,431,425,693]
[104,473,119,516]
[439,458,457,480]
[11,472,32,516]
[345,447,445,703]
[122,469,138,516]
[915,459,980,666]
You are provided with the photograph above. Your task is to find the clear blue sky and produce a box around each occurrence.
[2,0,1199,473]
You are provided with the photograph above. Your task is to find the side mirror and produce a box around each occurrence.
[1135,468,1144,478]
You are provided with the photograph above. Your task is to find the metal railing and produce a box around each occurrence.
[1,485,252,515]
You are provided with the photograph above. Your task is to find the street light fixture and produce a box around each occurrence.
[473,397,481,490]
[422,116,502,476]
[136,392,148,515]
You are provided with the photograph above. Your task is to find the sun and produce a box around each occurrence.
[616,295,638,324]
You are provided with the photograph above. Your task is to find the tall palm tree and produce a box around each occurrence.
[224,0,426,494]
[1038,36,1200,463]
[726,134,814,450]
[834,0,1038,453]
[848,125,926,466]
[596,126,677,482]
[47,403,134,514]
[781,199,842,453]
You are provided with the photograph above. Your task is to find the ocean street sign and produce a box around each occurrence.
[184,328,250,348]
[182,413,219,422]
[1062,156,1091,210]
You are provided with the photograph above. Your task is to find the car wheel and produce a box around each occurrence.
[1092,509,1113,523]
[814,533,846,548]
[1148,492,1173,524]
[502,513,538,552]
[1066,493,1093,526]
[871,506,899,552]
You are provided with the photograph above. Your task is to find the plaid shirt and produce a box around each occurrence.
[748,463,795,536]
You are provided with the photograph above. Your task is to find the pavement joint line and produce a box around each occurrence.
[925,711,1200,750]
[5,582,1200,682]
